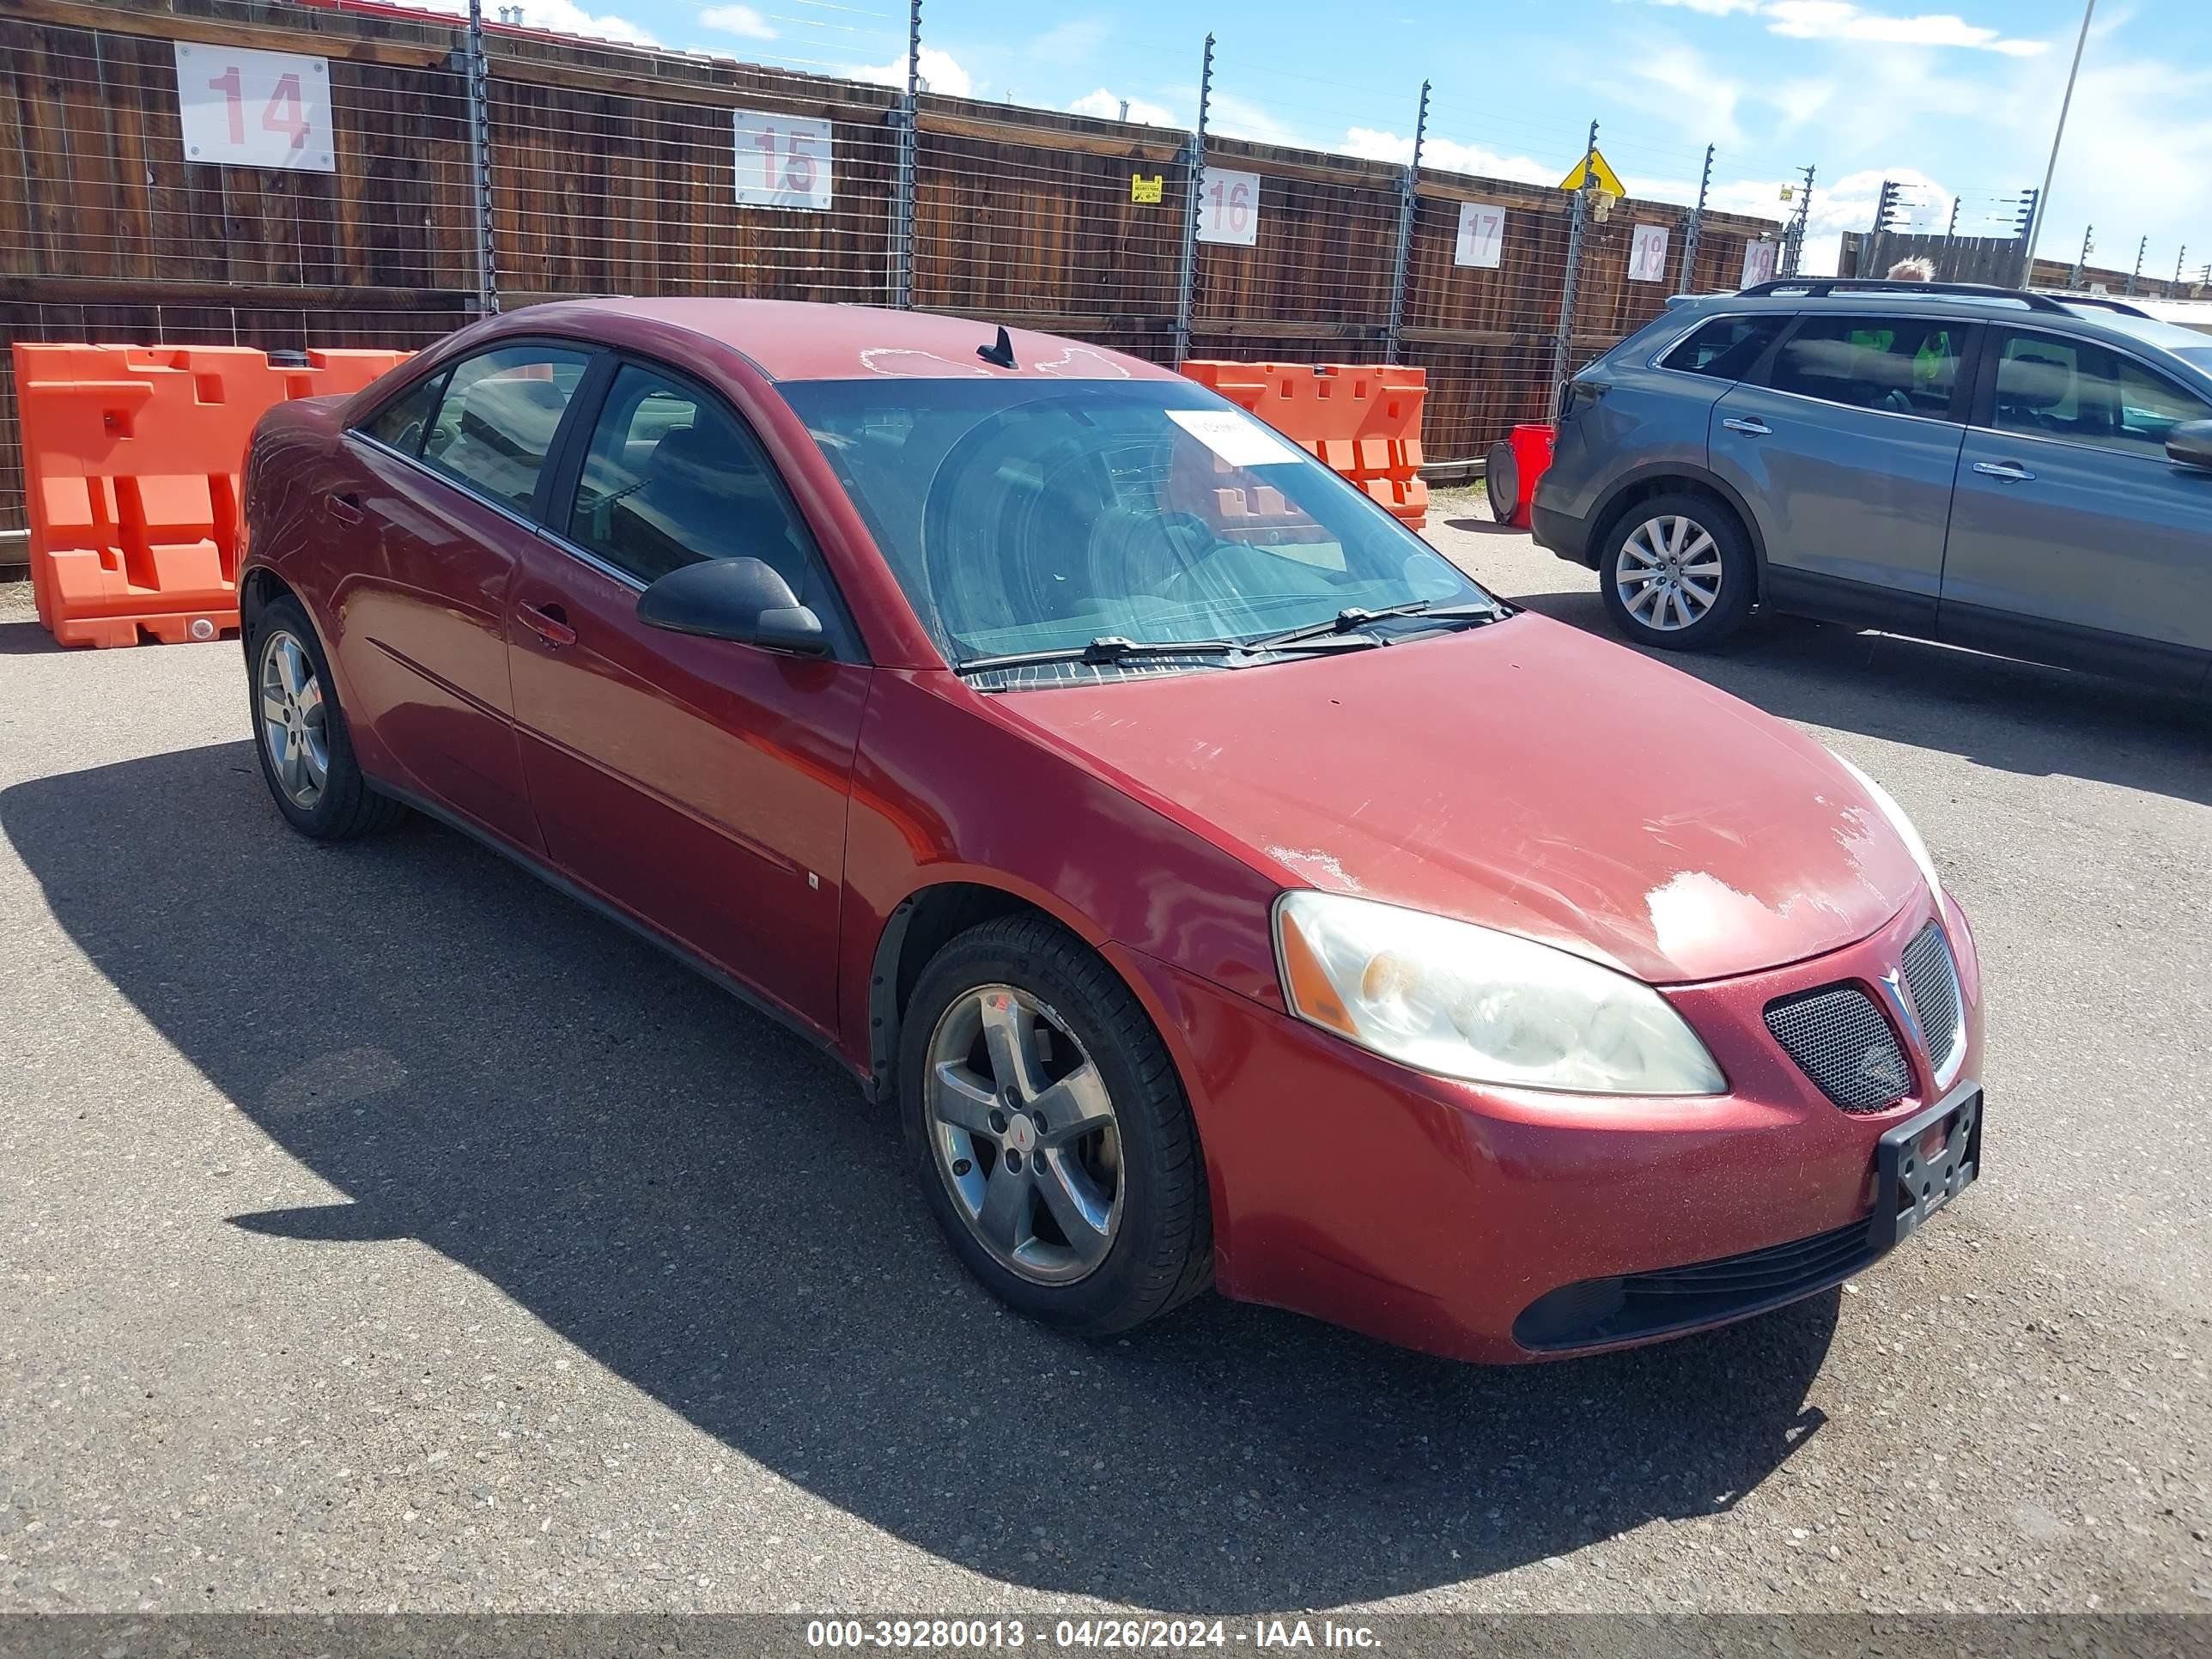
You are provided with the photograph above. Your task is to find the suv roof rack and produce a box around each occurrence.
[1735,277,2149,319]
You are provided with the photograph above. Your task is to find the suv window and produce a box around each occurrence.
[419,344,593,513]
[1661,314,1787,380]
[563,362,820,595]
[1762,314,1963,418]
[1989,330,2212,460]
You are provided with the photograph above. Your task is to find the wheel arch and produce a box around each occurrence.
[1586,465,1768,593]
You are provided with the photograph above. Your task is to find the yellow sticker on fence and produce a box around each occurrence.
[1131,173,1164,204]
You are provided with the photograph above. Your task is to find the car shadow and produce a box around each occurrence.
[1496,579,2212,810]
[1,742,1838,1612]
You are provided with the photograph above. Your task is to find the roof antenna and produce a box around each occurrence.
[976,325,1017,369]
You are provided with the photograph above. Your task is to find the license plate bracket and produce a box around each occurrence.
[1872,1083,1982,1250]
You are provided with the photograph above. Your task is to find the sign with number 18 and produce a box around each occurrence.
[732,111,836,211]
[174,42,333,172]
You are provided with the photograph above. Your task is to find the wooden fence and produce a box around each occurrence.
[0,0,1784,535]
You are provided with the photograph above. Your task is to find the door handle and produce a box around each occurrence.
[1972,460,2036,483]
[1722,416,1771,436]
[517,600,576,649]
[327,490,364,525]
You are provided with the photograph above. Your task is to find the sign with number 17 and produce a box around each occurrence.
[732,111,836,211]
[173,42,333,172]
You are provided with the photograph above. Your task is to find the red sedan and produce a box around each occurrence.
[239,299,1984,1363]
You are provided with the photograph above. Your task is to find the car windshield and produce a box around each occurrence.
[783,377,1493,673]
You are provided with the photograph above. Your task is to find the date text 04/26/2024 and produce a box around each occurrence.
[804,1619,1382,1650]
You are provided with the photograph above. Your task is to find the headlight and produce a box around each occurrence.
[1831,751,1943,902]
[1273,890,1726,1096]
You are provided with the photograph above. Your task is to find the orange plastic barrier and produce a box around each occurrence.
[1180,360,1430,530]
[15,343,411,648]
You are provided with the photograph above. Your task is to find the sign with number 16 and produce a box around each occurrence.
[174,43,333,172]
[732,111,836,211]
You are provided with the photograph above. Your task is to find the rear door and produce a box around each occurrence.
[338,341,597,852]
[1939,326,2212,689]
[1708,311,1977,632]
[505,358,872,1035]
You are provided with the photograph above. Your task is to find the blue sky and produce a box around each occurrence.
[487,0,2210,280]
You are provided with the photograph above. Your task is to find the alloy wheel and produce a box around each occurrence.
[1615,514,1723,632]
[258,629,331,809]
[924,984,1122,1285]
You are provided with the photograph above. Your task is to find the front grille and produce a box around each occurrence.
[1900,923,1961,1072]
[1765,986,1911,1113]
[1515,1217,1879,1351]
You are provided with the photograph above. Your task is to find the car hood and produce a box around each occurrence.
[993,613,1923,985]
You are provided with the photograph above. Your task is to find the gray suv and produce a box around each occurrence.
[1531,278,2212,692]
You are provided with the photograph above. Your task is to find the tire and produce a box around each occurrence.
[899,914,1212,1334]
[1597,491,1757,652]
[245,594,407,841]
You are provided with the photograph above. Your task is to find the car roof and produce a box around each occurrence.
[516,295,1179,385]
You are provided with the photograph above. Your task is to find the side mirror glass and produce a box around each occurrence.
[2166,419,2212,471]
[635,557,829,655]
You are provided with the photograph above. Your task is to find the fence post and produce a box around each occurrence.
[2069,224,2092,289]
[463,0,499,315]
[1678,142,1713,291]
[1551,119,1597,391]
[891,0,921,307]
[2176,245,2188,290]
[1172,33,1213,367]
[2126,234,2145,296]
[1779,164,1814,276]
[1383,80,1429,365]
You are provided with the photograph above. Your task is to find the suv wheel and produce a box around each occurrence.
[1599,493,1756,651]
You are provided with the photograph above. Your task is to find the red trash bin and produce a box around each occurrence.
[1506,422,1555,531]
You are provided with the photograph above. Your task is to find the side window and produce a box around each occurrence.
[1989,333,2212,460]
[1764,315,1962,418]
[418,344,592,513]
[1660,315,1787,380]
[361,369,447,457]
[564,362,820,595]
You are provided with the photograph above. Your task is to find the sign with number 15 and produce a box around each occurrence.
[174,43,333,172]
[732,111,836,211]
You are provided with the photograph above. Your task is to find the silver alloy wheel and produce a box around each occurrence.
[1614,513,1723,632]
[924,984,1122,1285]
[258,629,331,809]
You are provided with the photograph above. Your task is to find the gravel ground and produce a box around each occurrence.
[1,505,2208,1618]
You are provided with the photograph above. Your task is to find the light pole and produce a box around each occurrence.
[2025,0,2095,267]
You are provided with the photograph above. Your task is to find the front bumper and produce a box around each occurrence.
[1111,890,1984,1364]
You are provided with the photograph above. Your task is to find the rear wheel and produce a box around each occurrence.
[246,595,406,841]
[1599,492,1756,651]
[900,914,1212,1334]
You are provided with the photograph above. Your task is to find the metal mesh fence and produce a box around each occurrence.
[0,0,1790,535]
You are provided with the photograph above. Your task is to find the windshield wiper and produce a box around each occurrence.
[1243,600,1500,653]
[954,635,1242,675]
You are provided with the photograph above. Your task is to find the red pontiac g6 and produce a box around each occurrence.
[239,300,1984,1363]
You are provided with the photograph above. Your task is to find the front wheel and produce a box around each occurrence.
[1598,493,1757,651]
[900,915,1212,1334]
[246,595,407,841]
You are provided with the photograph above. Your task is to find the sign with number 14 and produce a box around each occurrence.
[174,42,333,172]
[732,111,836,211]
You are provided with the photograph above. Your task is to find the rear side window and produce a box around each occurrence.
[563,362,821,597]
[1661,315,1786,380]
[362,370,447,457]
[1763,315,1963,418]
[1989,331,2212,461]
[419,344,593,513]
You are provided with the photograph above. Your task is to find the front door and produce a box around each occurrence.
[1939,325,2212,690]
[505,360,871,1036]
[1707,311,1975,632]
[337,342,596,853]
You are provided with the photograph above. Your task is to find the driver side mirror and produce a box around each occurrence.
[636,557,829,655]
[2166,420,2212,471]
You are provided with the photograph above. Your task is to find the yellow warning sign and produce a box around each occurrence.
[1131,173,1164,204]
[1559,147,1626,197]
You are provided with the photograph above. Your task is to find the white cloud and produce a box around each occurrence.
[1645,0,1763,12]
[1028,19,1109,66]
[418,0,657,46]
[853,46,974,97]
[1760,1,2046,55]
[1204,93,1307,149]
[1343,126,1560,188]
[1068,88,1180,127]
[697,4,774,40]
[1629,46,1744,147]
